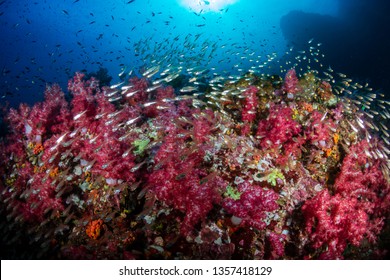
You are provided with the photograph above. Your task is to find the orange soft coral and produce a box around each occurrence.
[33,143,44,155]
[86,219,104,240]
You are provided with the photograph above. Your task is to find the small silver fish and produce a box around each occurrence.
[143,101,157,107]
[108,96,122,102]
[146,84,162,93]
[124,89,140,97]
[73,109,88,121]
[180,86,198,93]
[118,67,127,77]
[142,65,160,78]
[131,161,146,172]
[126,116,141,126]
[110,81,125,89]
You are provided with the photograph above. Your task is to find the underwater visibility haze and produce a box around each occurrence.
[0,0,390,259]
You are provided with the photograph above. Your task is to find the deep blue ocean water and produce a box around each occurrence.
[0,0,389,108]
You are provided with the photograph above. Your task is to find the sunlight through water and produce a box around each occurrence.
[180,0,239,12]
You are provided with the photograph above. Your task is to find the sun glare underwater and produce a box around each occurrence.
[180,0,240,12]
[0,0,390,260]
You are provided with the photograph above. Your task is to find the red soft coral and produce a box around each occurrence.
[306,110,336,148]
[267,231,286,259]
[302,190,369,259]
[222,181,279,231]
[149,153,223,236]
[149,119,224,236]
[283,68,300,95]
[301,139,390,259]
[242,86,258,120]
[256,104,302,149]
[241,86,259,135]
[6,83,71,145]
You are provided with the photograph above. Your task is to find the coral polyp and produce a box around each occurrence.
[1,43,389,260]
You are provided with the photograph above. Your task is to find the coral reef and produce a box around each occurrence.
[0,63,389,260]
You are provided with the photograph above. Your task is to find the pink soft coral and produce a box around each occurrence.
[241,86,259,135]
[302,190,368,259]
[149,108,225,236]
[222,181,279,230]
[149,126,224,236]
[306,110,336,148]
[283,68,300,95]
[256,104,302,149]
[302,140,390,259]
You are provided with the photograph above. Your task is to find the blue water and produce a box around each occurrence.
[0,0,389,108]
